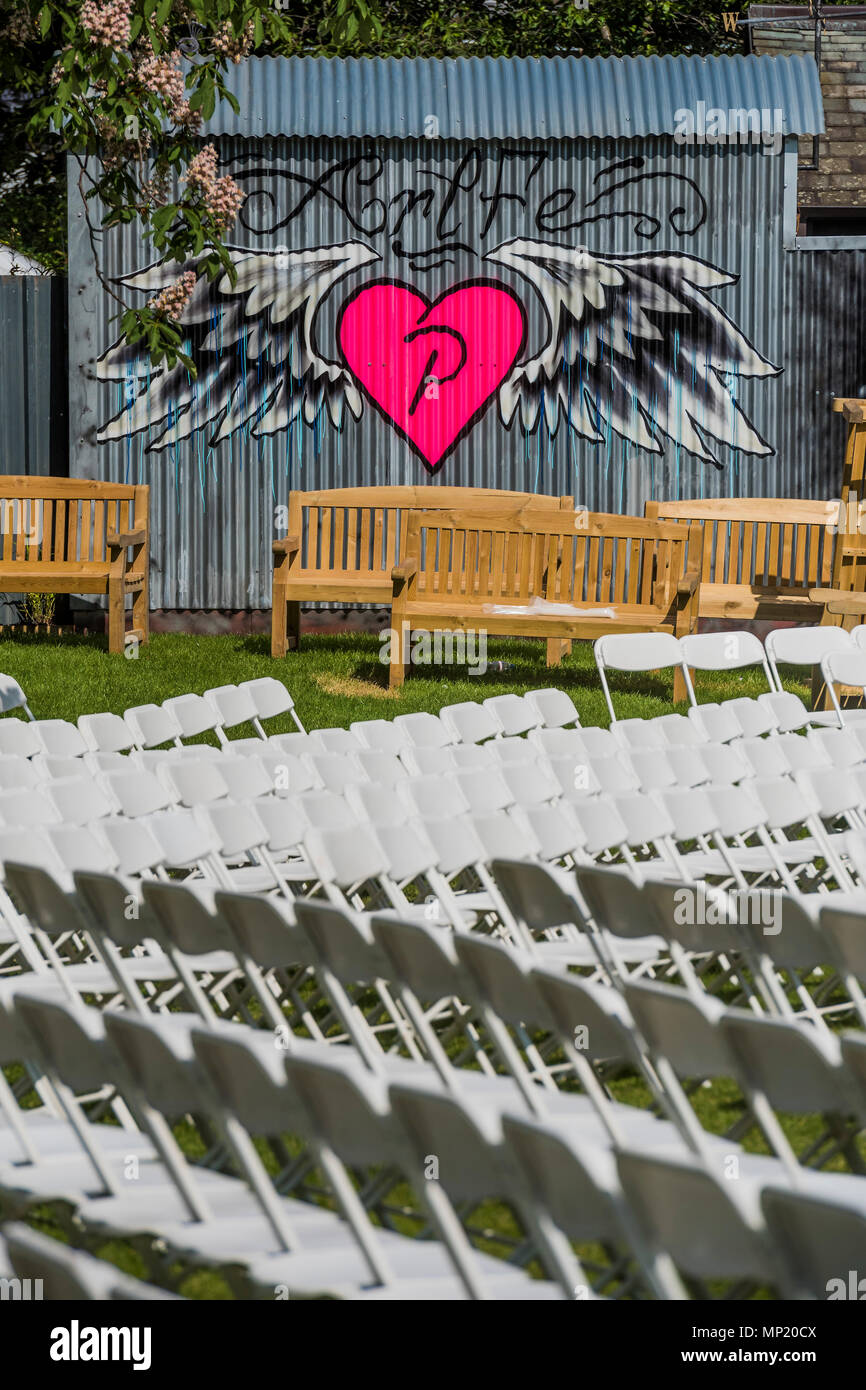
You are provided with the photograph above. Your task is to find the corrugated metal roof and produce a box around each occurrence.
[205,54,825,140]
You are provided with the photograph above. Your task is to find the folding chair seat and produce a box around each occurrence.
[760,1187,866,1300]
[0,720,41,758]
[482,694,541,738]
[308,727,364,756]
[77,712,136,756]
[2,1222,181,1300]
[439,701,502,745]
[31,720,88,759]
[0,674,33,720]
[239,677,305,735]
[524,688,580,729]
[349,718,410,754]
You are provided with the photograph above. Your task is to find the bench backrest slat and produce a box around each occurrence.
[647,497,838,596]
[287,486,571,580]
[0,480,146,567]
[406,508,694,611]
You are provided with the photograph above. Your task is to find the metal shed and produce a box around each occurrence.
[67,52,857,614]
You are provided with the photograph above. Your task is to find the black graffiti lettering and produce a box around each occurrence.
[536,188,576,232]
[478,147,546,239]
[435,148,484,242]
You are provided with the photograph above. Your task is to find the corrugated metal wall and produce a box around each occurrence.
[67,135,866,610]
[0,276,67,479]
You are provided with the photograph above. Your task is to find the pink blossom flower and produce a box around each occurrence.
[80,0,132,49]
[148,270,197,322]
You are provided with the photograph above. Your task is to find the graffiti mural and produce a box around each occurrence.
[97,149,781,477]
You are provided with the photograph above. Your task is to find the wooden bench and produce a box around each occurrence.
[644,498,839,623]
[271,486,571,656]
[0,478,149,653]
[388,508,703,695]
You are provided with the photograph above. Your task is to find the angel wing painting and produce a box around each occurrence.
[97,240,380,450]
[98,232,778,475]
[483,238,779,468]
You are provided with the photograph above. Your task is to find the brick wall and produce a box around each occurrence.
[752,7,866,211]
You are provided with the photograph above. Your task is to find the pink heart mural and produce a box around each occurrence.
[339,281,526,472]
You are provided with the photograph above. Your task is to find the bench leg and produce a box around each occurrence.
[271,589,288,658]
[673,666,689,704]
[544,636,567,667]
[108,584,125,654]
[287,601,301,651]
[132,584,149,644]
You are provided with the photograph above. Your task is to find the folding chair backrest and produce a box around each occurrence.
[192,1024,308,1134]
[124,702,183,749]
[393,712,452,749]
[77,711,135,754]
[488,859,584,936]
[240,676,303,729]
[4,860,92,938]
[32,719,87,758]
[0,674,32,718]
[576,864,658,942]
[623,978,731,1077]
[594,634,693,721]
[483,694,540,738]
[14,994,112,1092]
[304,824,389,890]
[680,629,772,684]
[215,890,314,970]
[0,719,40,756]
[142,879,235,956]
[349,718,410,753]
[103,1011,206,1117]
[294,898,387,984]
[720,1011,853,1114]
[204,684,258,732]
[439,701,502,745]
[761,1188,866,1298]
[765,623,851,690]
[525,687,580,730]
[454,933,551,1031]
[162,693,221,740]
[369,914,467,1000]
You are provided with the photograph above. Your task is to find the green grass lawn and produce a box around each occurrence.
[0,627,814,731]
[0,627,850,1299]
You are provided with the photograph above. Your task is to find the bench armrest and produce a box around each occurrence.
[107,528,146,548]
[273,534,301,556]
[391,558,418,583]
[677,568,700,598]
[809,587,866,615]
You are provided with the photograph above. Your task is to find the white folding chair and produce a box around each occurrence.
[482,694,541,738]
[594,634,695,722]
[680,630,774,696]
[524,688,581,729]
[239,676,306,734]
[0,673,34,720]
